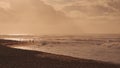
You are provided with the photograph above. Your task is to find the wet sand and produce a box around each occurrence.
[0,39,120,68]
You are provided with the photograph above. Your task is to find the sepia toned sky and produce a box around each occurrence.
[0,0,120,35]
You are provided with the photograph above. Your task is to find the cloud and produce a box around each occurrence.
[0,0,71,24]
[0,0,83,35]
[42,0,120,17]
[42,0,120,34]
[63,0,120,17]
[0,1,11,10]
[0,0,120,35]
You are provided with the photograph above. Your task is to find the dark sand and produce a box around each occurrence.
[0,39,120,68]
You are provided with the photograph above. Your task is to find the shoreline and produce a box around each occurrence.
[0,44,120,68]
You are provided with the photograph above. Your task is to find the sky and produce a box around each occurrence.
[0,0,120,35]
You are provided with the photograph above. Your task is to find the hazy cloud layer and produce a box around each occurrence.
[41,0,120,34]
[0,0,82,35]
[0,0,71,23]
[42,0,120,17]
[0,0,120,35]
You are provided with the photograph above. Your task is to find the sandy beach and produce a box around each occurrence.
[0,39,120,68]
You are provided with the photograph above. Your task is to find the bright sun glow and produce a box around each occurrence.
[7,34,30,36]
